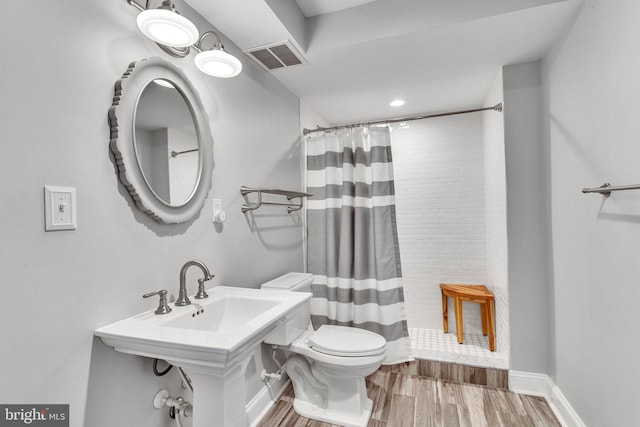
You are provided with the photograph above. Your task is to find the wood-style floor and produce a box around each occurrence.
[257,369,562,427]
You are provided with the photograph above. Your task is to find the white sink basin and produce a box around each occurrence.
[95,285,311,427]
[163,295,281,332]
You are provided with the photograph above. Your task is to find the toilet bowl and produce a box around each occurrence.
[261,273,387,427]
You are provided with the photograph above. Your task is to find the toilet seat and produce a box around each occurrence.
[288,329,387,369]
[309,325,386,357]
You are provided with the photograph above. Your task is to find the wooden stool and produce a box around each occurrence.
[440,283,495,351]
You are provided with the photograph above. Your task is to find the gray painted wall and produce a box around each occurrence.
[542,0,640,425]
[503,62,553,375]
[0,1,303,426]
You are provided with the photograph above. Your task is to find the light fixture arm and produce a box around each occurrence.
[193,31,224,53]
[127,0,177,12]
[127,0,145,12]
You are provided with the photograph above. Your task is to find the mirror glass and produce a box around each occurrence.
[134,79,200,206]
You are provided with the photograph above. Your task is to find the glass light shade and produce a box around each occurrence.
[136,9,198,48]
[194,49,242,78]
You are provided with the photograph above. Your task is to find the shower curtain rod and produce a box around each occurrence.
[303,103,503,135]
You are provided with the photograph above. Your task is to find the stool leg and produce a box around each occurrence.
[480,302,488,336]
[487,299,495,352]
[442,291,449,333]
[454,296,464,344]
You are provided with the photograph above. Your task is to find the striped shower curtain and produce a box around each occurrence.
[306,126,413,364]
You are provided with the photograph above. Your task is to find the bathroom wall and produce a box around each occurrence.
[483,70,510,358]
[0,1,303,426]
[502,61,552,375]
[391,115,488,334]
[541,0,640,425]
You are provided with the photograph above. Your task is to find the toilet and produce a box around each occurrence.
[261,273,387,427]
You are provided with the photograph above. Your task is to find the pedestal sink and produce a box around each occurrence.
[95,286,311,427]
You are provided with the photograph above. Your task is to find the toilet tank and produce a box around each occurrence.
[261,273,313,345]
[261,272,313,292]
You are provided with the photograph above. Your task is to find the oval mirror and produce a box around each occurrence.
[109,58,213,223]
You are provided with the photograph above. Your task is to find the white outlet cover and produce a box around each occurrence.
[44,186,77,231]
[212,198,226,223]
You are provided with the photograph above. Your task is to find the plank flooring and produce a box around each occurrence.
[257,369,561,427]
[379,360,509,389]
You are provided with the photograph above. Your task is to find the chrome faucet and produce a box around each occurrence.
[175,260,214,306]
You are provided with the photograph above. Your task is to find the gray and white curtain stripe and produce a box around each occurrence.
[306,126,413,364]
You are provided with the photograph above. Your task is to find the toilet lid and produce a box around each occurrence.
[309,325,386,357]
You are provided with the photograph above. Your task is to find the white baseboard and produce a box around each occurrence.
[509,371,585,427]
[246,374,291,427]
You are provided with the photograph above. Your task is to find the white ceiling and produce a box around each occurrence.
[294,0,377,18]
[185,0,581,125]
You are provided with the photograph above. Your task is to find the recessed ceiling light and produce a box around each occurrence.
[390,99,405,107]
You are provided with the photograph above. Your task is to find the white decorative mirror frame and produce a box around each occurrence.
[109,57,213,223]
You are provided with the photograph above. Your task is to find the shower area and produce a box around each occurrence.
[390,104,509,370]
[302,78,509,370]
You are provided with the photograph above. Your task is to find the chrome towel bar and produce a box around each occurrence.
[240,186,312,213]
[582,182,640,197]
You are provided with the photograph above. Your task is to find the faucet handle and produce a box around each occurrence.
[195,274,214,300]
[143,289,172,315]
[195,278,209,300]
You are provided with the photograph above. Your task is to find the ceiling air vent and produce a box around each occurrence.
[244,41,307,71]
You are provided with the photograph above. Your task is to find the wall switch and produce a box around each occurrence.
[44,186,77,231]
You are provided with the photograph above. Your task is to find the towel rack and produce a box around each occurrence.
[170,148,198,158]
[240,186,313,213]
[582,182,640,197]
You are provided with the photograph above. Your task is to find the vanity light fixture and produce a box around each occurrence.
[135,0,198,47]
[193,32,242,78]
[126,0,242,78]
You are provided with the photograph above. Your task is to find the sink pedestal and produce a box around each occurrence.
[177,357,252,427]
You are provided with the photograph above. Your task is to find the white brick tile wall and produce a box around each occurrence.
[391,116,488,335]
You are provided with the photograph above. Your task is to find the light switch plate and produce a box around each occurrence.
[44,186,77,231]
